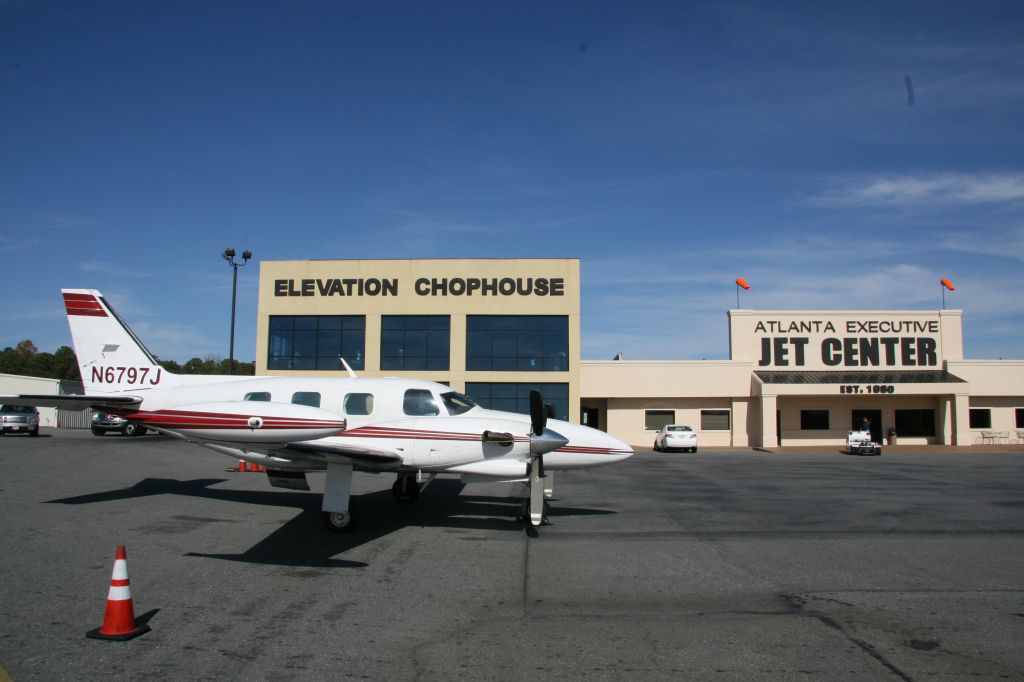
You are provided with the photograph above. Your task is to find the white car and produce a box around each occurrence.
[653,425,697,452]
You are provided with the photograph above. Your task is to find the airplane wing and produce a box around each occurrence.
[0,394,142,410]
[198,439,403,469]
[279,441,404,468]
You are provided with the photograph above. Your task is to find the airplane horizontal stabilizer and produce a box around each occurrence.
[0,394,142,411]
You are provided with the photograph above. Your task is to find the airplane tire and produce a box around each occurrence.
[124,423,140,437]
[322,503,359,533]
[391,476,420,503]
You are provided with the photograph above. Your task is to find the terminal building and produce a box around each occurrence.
[256,258,1024,448]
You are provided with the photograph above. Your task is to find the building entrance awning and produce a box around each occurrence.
[753,370,967,396]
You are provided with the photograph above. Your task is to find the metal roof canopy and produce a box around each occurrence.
[755,370,965,384]
[752,370,968,397]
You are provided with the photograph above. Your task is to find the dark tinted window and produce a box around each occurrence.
[466,383,569,421]
[701,410,731,431]
[466,316,568,371]
[894,409,936,437]
[969,408,991,429]
[643,410,674,431]
[268,316,365,371]
[381,316,450,371]
[800,410,829,430]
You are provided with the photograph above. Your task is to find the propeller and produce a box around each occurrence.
[525,389,568,526]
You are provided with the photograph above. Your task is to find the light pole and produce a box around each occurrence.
[222,248,252,375]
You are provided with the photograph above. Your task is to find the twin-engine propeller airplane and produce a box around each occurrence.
[3,290,633,532]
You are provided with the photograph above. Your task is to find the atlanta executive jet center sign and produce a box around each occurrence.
[745,314,950,396]
[754,317,942,369]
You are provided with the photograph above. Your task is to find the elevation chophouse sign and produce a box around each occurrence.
[754,317,942,369]
[273,276,565,298]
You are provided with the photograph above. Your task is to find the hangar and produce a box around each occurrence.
[256,258,1024,448]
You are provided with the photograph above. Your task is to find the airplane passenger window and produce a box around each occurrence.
[344,393,374,416]
[291,392,321,408]
[403,389,439,416]
[244,392,271,401]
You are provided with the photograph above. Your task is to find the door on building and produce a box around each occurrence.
[852,409,882,444]
[582,408,601,431]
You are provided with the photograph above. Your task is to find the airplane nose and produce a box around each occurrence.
[606,434,634,462]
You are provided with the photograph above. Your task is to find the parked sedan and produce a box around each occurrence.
[91,411,146,436]
[0,404,40,436]
[653,424,697,452]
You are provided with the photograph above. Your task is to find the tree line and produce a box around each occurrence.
[0,340,254,381]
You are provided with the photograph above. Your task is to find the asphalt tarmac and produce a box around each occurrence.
[1,430,1022,680]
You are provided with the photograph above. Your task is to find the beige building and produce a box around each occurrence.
[256,259,581,422]
[256,258,1024,449]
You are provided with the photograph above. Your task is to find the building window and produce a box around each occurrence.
[269,316,365,371]
[466,383,569,421]
[701,409,731,431]
[894,409,936,437]
[969,408,991,429]
[800,410,830,430]
[466,316,569,371]
[381,316,450,371]
[1016,408,1024,428]
[644,410,675,431]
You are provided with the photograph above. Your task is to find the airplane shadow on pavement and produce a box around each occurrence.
[45,477,614,567]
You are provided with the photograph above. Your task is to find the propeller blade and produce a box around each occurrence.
[529,389,545,436]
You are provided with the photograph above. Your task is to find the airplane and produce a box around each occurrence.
[3,289,633,532]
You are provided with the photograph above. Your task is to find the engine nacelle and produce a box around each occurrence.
[121,401,347,443]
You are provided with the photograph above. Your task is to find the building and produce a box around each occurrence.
[255,258,1024,448]
[584,309,1024,448]
[256,259,581,422]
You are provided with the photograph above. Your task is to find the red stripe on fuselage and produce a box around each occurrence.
[341,426,528,443]
[115,409,346,431]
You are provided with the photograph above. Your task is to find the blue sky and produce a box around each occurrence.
[3,1,1023,363]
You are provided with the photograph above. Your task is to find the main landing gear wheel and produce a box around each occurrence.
[516,499,551,526]
[322,502,359,533]
[124,423,143,437]
[391,476,420,503]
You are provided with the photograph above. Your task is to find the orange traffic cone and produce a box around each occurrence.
[86,545,151,641]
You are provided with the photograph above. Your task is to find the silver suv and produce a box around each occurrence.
[0,404,40,437]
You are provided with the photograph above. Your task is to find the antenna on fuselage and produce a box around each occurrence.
[339,357,358,378]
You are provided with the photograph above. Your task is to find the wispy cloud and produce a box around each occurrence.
[807,172,1024,207]
[0,237,37,254]
[79,261,153,278]
[938,225,1024,264]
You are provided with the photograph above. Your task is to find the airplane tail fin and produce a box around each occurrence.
[62,289,182,393]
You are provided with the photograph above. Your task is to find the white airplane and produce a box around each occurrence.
[4,289,633,532]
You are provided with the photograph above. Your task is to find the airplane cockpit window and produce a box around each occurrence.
[403,389,440,416]
[441,391,477,416]
[291,392,322,408]
[244,392,271,401]
[344,393,374,416]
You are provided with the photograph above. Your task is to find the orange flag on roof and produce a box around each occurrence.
[940,278,955,291]
[736,277,751,290]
